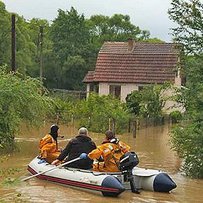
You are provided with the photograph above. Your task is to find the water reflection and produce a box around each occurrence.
[0,123,203,203]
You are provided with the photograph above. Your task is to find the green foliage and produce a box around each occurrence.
[87,14,150,47]
[171,122,203,178]
[62,55,87,90]
[141,85,166,119]
[51,97,77,123]
[126,91,142,116]
[169,111,183,123]
[50,7,90,64]
[49,7,93,90]
[169,0,203,54]
[170,56,203,178]
[0,2,11,66]
[26,18,52,78]
[0,3,39,74]
[0,3,161,90]
[1,175,20,186]
[143,38,165,43]
[75,93,130,133]
[126,84,169,120]
[0,67,55,151]
[0,156,21,187]
[169,0,203,178]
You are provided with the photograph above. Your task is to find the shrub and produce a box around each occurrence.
[169,111,183,123]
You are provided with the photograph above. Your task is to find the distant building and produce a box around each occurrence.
[83,39,183,113]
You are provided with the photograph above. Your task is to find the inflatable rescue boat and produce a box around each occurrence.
[26,156,176,197]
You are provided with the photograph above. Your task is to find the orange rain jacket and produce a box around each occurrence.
[39,134,60,163]
[88,140,130,172]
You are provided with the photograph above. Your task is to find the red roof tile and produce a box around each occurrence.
[83,71,94,83]
[83,42,179,84]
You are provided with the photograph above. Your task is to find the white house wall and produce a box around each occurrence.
[86,84,90,98]
[98,82,138,102]
[121,84,138,102]
[162,87,185,113]
[99,83,109,95]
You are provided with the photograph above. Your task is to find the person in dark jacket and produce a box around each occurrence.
[51,127,96,170]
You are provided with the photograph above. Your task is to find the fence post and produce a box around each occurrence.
[108,118,111,130]
[132,120,137,138]
[112,119,116,134]
[128,118,131,133]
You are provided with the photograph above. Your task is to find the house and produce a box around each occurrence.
[83,39,182,112]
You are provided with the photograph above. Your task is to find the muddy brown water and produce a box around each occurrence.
[0,123,203,203]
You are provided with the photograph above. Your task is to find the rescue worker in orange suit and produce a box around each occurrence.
[39,124,61,163]
[80,130,130,172]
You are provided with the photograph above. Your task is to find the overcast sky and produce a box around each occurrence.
[2,0,178,42]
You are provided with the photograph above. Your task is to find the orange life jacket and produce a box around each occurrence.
[39,134,60,163]
[89,140,130,172]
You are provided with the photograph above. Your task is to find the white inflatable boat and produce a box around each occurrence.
[26,157,176,197]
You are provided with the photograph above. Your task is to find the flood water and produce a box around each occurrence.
[0,123,203,203]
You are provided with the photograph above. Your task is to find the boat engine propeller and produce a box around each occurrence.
[119,151,140,194]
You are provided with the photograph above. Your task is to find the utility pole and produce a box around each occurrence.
[11,14,16,72]
[39,26,43,82]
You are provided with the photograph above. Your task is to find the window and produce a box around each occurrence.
[109,85,121,99]
[89,83,99,93]
[90,84,94,92]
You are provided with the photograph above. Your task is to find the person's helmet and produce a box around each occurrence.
[50,124,59,140]
[78,127,88,136]
[50,124,59,134]
[105,130,115,140]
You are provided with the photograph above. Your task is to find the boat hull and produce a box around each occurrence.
[27,157,176,196]
[27,157,125,197]
[114,167,176,192]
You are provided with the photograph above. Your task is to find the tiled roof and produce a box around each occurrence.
[83,71,94,83]
[83,42,179,84]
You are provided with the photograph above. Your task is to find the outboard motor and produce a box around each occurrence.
[119,152,140,193]
[119,152,139,171]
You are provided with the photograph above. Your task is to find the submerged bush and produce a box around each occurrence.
[169,111,183,123]
[76,93,130,133]
[171,122,203,178]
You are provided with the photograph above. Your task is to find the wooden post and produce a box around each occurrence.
[11,14,16,72]
[56,113,60,125]
[39,26,43,82]
[112,119,115,134]
[132,120,137,138]
[71,114,74,125]
[128,118,131,133]
[108,118,111,130]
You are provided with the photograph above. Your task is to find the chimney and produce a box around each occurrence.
[127,38,135,52]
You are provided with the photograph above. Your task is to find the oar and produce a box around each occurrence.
[22,157,81,181]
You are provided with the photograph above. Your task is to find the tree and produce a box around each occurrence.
[62,55,87,90]
[0,2,11,66]
[87,14,150,47]
[0,2,39,74]
[76,93,130,133]
[126,84,168,121]
[168,0,203,178]
[168,0,203,54]
[49,7,93,89]
[126,91,142,116]
[50,7,91,64]
[0,67,55,151]
[26,18,51,78]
